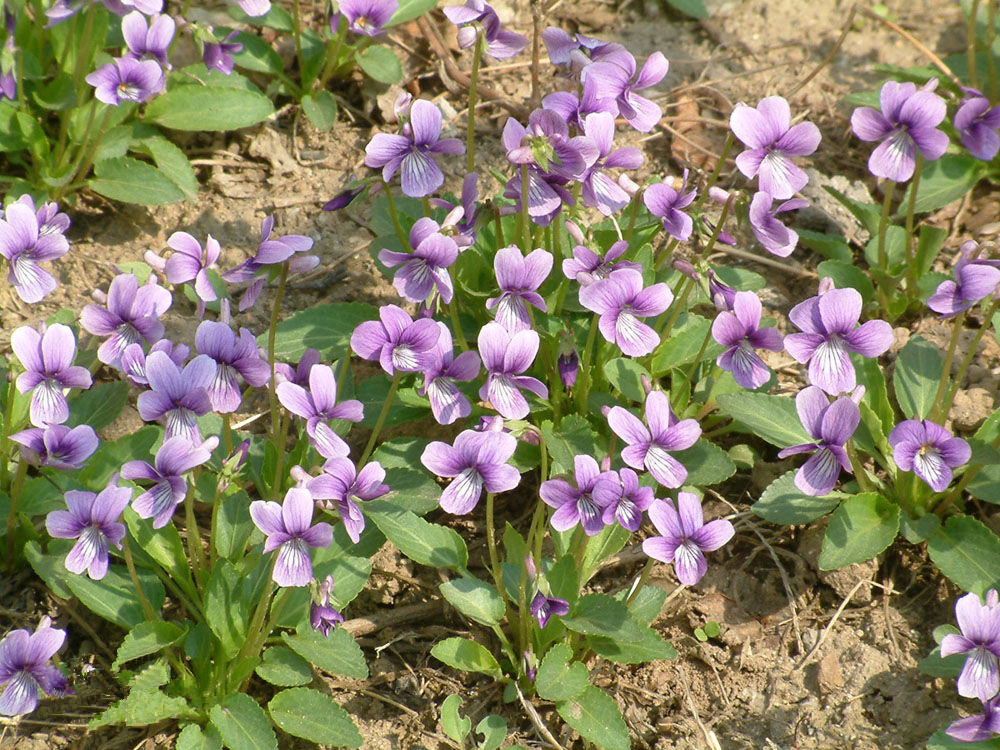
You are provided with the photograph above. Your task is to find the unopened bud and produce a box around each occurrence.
[144,249,167,274]
[524,555,537,580]
[817,276,837,295]
[640,374,653,395]
[618,173,640,197]
[708,186,730,204]
[565,220,586,245]
[672,257,699,281]
[600,404,612,418]
[599,454,612,472]
[557,350,578,388]
[707,269,737,312]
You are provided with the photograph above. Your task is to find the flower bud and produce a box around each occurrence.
[564,219,586,246]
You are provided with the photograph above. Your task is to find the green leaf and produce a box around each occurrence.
[301,90,338,132]
[900,154,985,213]
[476,715,507,750]
[64,381,129,431]
[89,157,185,205]
[968,463,1000,504]
[586,627,678,664]
[797,229,852,263]
[135,136,199,200]
[914,225,947,277]
[663,0,709,18]
[386,0,438,26]
[261,302,377,362]
[556,685,629,750]
[112,621,186,671]
[281,626,369,679]
[371,437,439,514]
[539,414,602,476]
[176,722,223,750]
[227,3,294,30]
[822,186,881,235]
[535,643,589,701]
[204,560,253,659]
[124,509,192,592]
[816,259,876,305]
[268,688,362,747]
[232,31,284,74]
[673,438,736,486]
[358,378,426,429]
[863,225,907,270]
[91,660,192,728]
[579,524,630,583]
[624,585,666,625]
[563,594,646,642]
[928,515,1000,596]
[24,541,73,599]
[432,637,503,678]
[209,693,277,750]
[146,84,274,131]
[650,313,720,375]
[65,563,165,629]
[753,470,842,525]
[255,646,312,686]
[716,392,810,448]
[603,358,650,403]
[440,694,471,743]
[926,728,1000,750]
[214,491,255,561]
[917,645,965,679]
[818,493,900,570]
[33,74,77,111]
[440,577,505,627]
[355,45,403,84]
[367,499,468,569]
[892,335,943,420]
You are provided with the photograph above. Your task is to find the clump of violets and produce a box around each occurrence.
[421,429,520,514]
[642,493,734,585]
[250,488,333,588]
[582,49,668,132]
[954,89,1000,161]
[711,291,784,389]
[222,216,318,311]
[203,31,244,76]
[778,386,860,496]
[10,424,98,470]
[888,419,971,492]
[540,454,617,536]
[45,481,132,580]
[0,195,71,303]
[940,590,1000,703]
[121,11,174,68]
[0,617,73,716]
[306,458,390,542]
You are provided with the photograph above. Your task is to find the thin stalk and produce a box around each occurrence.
[228,572,276,690]
[655,236,681,272]
[969,0,983,91]
[466,32,485,173]
[493,205,505,248]
[694,194,734,265]
[292,0,305,88]
[680,326,714,395]
[930,311,966,423]
[624,558,657,607]
[267,262,291,440]
[449,298,469,351]
[520,163,531,252]
[941,300,999,410]
[71,6,97,100]
[184,494,206,589]
[574,314,601,413]
[989,0,999,101]
[625,189,643,247]
[0,372,17,491]
[382,182,409,248]
[318,19,348,90]
[237,588,291,692]
[689,132,734,216]
[271,411,291,498]
[222,413,233,455]
[4,459,28,571]
[658,276,694,339]
[123,538,159,621]
[485,493,506,604]
[904,155,924,289]
[845,441,873,494]
[359,371,401,465]
[876,181,896,272]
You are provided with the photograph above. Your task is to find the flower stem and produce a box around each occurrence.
[292,0,305,88]
[658,275,693,339]
[4,458,27,572]
[520,163,531,252]
[624,558,656,607]
[574,313,601,413]
[690,132,734,216]
[485,492,506,604]
[222,413,233,455]
[318,19,348,90]
[876,180,896,272]
[930,310,966,423]
[382,181,409,249]
[969,0,983,91]
[123,537,159,621]
[466,32,485,174]
[267,261,291,443]
[940,300,999,413]
[449,298,469,351]
[359,371,401,465]
[184,493,206,589]
[903,155,924,290]
[845,441,873,494]
[989,0,999,101]
[0,370,17,492]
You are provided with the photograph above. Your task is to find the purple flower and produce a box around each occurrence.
[222,217,318,311]
[237,0,270,16]
[946,696,1000,743]
[542,28,622,73]
[502,167,574,226]
[277,362,363,439]
[136,351,217,444]
[541,87,617,132]
[420,322,481,425]
[203,31,244,76]
[11,324,92,427]
[378,217,459,303]
[711,291,784,389]
[364,99,464,198]
[941,590,1000,703]
[607,390,701,489]
[561,240,641,285]
[274,348,321,388]
[927,242,1000,318]
[45,481,132,580]
[596,467,654,532]
[748,191,808,258]
[582,50,669,132]
[351,304,441,375]
[310,575,344,637]
[337,0,398,36]
[164,231,221,305]
[540,454,617,536]
[730,96,820,199]
[783,286,893,395]
[120,339,189,388]
[10,425,98,470]
[707,270,738,311]
[121,11,174,68]
[955,91,1000,161]
[251,488,333,587]
[557,340,578,388]
[122,436,217,529]
[850,80,948,182]
[307,458,389,542]
[579,112,643,216]
[486,245,552,331]
[443,0,528,59]
[0,618,73,716]
[80,273,172,367]
[85,56,164,106]
[477,322,548,420]
[529,592,570,628]
[429,172,479,250]
[420,429,520,514]
[777,386,860,496]
[644,171,697,242]
[0,197,70,304]
[642,493,734,585]
[578,269,672,357]
[195,321,271,413]
[888,419,971,493]
[502,109,596,180]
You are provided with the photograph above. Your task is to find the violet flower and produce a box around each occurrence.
[542,27,622,73]
[378,217,459,304]
[561,240,641,285]
[946,696,1000,743]
[136,351,217,444]
[748,191,807,257]
[0,196,70,304]
[642,493,734,585]
[10,425,98,470]
[783,286,893,395]
[607,390,701,489]
[530,592,570,628]
[121,436,217,528]
[443,0,528,59]
[86,56,164,106]
[310,575,344,637]
[351,304,441,375]
[503,167,574,226]
[80,273,172,367]
[429,172,479,250]
[954,90,1000,161]
[477,322,548,420]
[581,49,669,132]
[11,324,92,427]
[644,172,697,242]
[850,80,948,182]
[502,109,596,181]
[927,241,1000,318]
[578,268,672,358]
[579,112,644,216]
[203,31,244,76]
[121,11,174,68]
[251,488,333,587]
[164,231,221,305]
[195,321,271,413]
[707,269,738,311]
[0,618,73,716]
[307,458,389,542]
[274,348,321,388]
[420,429,520,514]
[539,454,616,536]
[45,481,132,580]
[711,291,784,389]
[277,362,363,437]
[888,419,971,493]
[337,0,398,36]
[120,339,189,388]
[541,86,617,132]
[596,467,654,532]
[237,0,270,16]
[364,99,464,198]
[777,386,860,496]
[941,590,1000,703]
[730,96,820,199]
[486,245,552,331]
[420,322,481,425]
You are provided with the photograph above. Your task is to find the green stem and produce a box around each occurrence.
[268,262,291,442]
[318,20,348,89]
[184,492,206,589]
[0,371,17,491]
[520,163,531,252]
[359,371,401,465]
[690,132,734,216]
[904,155,924,289]
[624,189,643,247]
[658,276,693,339]
[574,314,601,413]
[989,0,999,101]
[877,181,896,272]
[382,182,409,249]
[123,538,159,621]
[655,237,680,272]
[680,326,714,396]
[292,0,305,88]
[969,0,983,91]
[845,441,872,494]
[222,413,233,455]
[4,459,28,571]
[71,6,96,100]
[449,298,469,351]
[624,558,656,607]
[466,32,485,174]
[930,311,966,423]
[940,300,999,412]
[484,493,506,604]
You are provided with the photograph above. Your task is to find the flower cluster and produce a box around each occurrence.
[940,590,1000,743]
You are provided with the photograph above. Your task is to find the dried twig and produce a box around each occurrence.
[797,579,867,668]
[515,683,567,750]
